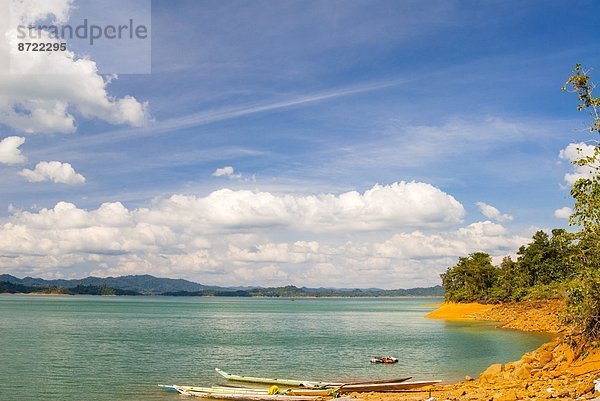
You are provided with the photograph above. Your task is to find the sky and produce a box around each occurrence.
[0,0,599,288]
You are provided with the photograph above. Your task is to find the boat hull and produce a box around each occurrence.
[338,380,441,393]
[215,368,342,388]
[168,385,329,401]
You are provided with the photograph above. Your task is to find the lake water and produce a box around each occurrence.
[0,295,552,400]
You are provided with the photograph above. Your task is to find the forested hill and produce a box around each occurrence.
[162,285,445,297]
[0,274,443,297]
[0,274,215,294]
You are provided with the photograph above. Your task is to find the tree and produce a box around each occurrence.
[562,64,600,345]
[489,256,527,302]
[441,252,498,303]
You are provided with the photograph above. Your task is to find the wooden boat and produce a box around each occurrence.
[214,369,418,390]
[211,387,336,397]
[160,385,336,397]
[215,368,342,388]
[338,380,442,393]
[166,385,332,400]
[160,385,269,394]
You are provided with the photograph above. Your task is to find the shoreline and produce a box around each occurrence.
[360,301,599,400]
[424,302,496,322]
[0,292,443,299]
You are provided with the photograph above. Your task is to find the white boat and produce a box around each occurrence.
[215,368,342,388]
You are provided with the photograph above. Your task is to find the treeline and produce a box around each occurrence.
[1,280,444,298]
[441,229,579,304]
[162,285,444,297]
[441,225,599,344]
[0,281,140,296]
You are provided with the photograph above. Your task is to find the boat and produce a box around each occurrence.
[160,374,438,397]
[215,368,343,388]
[214,369,419,390]
[212,387,336,397]
[164,385,338,400]
[160,385,269,394]
[369,356,398,364]
[160,385,337,397]
[338,380,442,393]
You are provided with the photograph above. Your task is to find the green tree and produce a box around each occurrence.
[517,230,552,286]
[562,64,600,344]
[441,252,498,303]
[489,256,528,302]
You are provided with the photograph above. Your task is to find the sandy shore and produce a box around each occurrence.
[355,301,600,401]
[424,302,495,321]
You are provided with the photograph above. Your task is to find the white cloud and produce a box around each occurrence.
[139,181,465,232]
[19,161,86,185]
[476,201,513,222]
[0,181,538,288]
[554,207,572,219]
[0,0,149,134]
[233,265,289,286]
[328,116,553,171]
[212,166,241,179]
[0,136,26,164]
[9,0,73,25]
[559,142,598,185]
[374,221,524,260]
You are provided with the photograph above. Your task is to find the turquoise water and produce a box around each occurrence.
[0,295,552,400]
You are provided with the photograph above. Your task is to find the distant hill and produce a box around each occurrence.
[0,281,139,296]
[0,274,215,295]
[0,274,444,297]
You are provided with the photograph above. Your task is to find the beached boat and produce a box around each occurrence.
[211,387,336,397]
[160,385,269,394]
[214,369,420,390]
[215,368,342,388]
[160,384,336,397]
[338,380,441,393]
[164,385,336,400]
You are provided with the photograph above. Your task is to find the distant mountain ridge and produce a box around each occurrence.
[0,274,444,297]
[0,274,216,295]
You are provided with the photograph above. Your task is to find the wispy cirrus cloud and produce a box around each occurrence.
[33,79,407,155]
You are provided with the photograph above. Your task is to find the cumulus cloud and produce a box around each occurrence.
[233,265,289,286]
[559,142,598,185]
[0,0,149,134]
[476,201,513,222]
[374,221,524,260]
[554,207,572,219]
[0,180,537,288]
[212,166,241,179]
[139,181,465,232]
[19,161,86,185]
[0,136,26,164]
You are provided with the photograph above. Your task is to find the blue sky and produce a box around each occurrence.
[0,0,599,287]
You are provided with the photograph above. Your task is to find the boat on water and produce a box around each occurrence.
[160,370,440,399]
[337,380,441,393]
[162,385,344,400]
[160,385,270,394]
[215,368,343,388]
[214,368,418,390]
[369,356,398,364]
[159,384,336,397]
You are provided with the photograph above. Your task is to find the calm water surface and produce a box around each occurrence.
[0,296,552,400]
